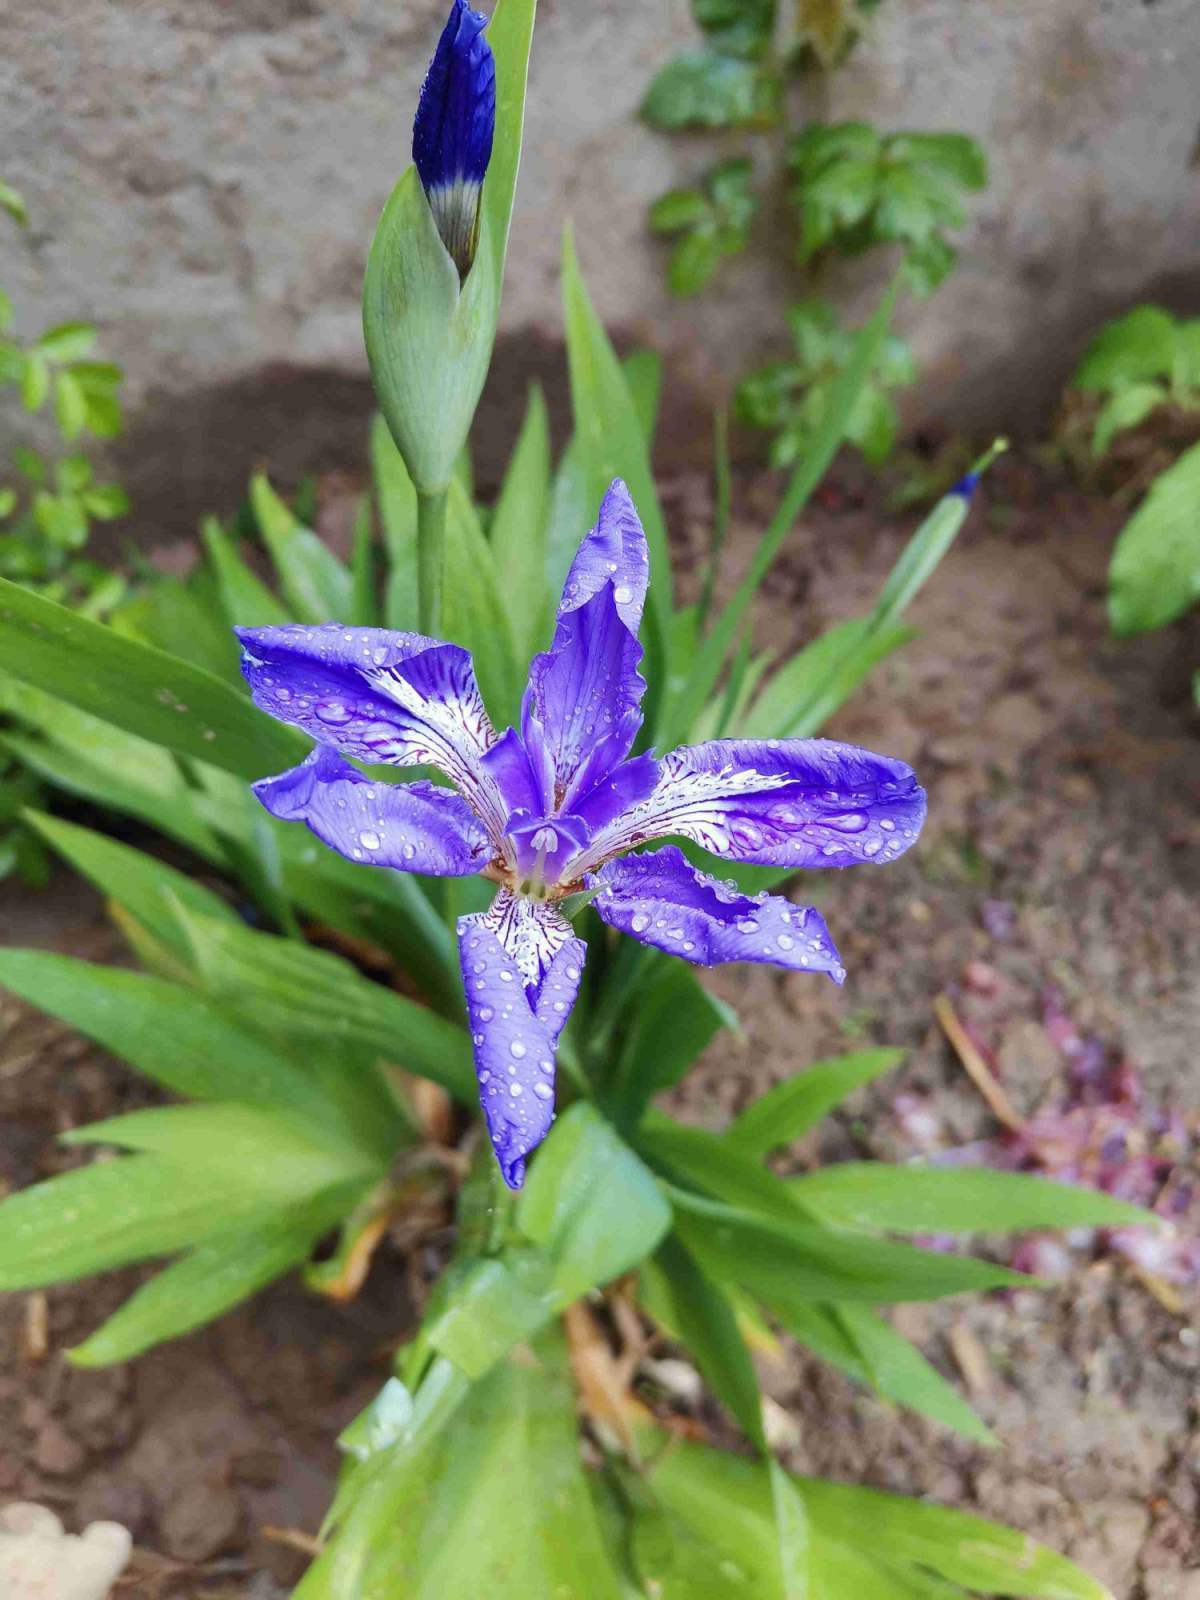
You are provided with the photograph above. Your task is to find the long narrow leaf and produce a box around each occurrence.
[789,1163,1159,1235]
[726,1050,905,1157]
[0,575,303,778]
[69,1187,358,1367]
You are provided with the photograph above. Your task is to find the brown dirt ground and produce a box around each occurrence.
[1,454,1199,1598]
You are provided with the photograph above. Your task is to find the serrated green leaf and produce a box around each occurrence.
[642,50,778,130]
[726,1048,904,1155]
[1108,438,1200,633]
[888,131,987,189]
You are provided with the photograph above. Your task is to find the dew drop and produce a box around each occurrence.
[359,830,381,851]
[533,1082,553,1100]
[509,1039,527,1059]
[777,933,794,950]
[631,913,649,933]
[613,584,633,605]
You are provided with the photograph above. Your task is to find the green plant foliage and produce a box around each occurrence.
[737,299,916,469]
[651,159,758,297]
[788,124,986,294]
[641,1,782,132]
[1107,438,1200,635]
[640,1438,1114,1598]
[791,0,885,69]
[642,52,780,131]
[1070,304,1200,457]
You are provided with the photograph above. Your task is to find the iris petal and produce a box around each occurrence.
[590,845,845,982]
[236,623,503,837]
[520,481,652,813]
[252,745,490,875]
[580,737,925,873]
[458,896,585,1188]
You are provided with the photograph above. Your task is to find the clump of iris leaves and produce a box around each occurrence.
[0,4,1141,1597]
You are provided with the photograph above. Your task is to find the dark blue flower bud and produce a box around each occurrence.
[412,0,496,279]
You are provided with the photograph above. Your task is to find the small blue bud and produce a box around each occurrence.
[950,470,980,500]
[412,0,496,279]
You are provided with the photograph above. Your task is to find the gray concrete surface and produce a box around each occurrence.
[1,0,1198,532]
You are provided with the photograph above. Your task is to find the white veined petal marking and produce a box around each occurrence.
[480,889,575,992]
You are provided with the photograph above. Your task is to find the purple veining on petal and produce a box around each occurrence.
[571,752,662,838]
[589,844,845,983]
[522,584,646,814]
[580,737,925,873]
[252,745,490,875]
[236,623,502,832]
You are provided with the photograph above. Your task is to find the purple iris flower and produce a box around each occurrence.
[412,0,496,278]
[237,482,926,1188]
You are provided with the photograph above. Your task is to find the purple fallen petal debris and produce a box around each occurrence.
[899,984,1200,1287]
[239,480,926,1186]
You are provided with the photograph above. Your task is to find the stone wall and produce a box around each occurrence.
[2,0,1198,531]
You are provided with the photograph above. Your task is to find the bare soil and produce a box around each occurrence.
[2,454,1199,1598]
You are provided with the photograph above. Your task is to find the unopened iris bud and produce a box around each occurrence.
[412,0,496,279]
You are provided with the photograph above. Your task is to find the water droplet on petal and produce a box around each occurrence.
[533,1082,553,1100]
[509,1039,527,1059]
[359,830,381,851]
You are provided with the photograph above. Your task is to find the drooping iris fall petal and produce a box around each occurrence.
[590,844,845,982]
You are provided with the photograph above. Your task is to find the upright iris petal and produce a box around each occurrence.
[412,0,496,278]
[239,477,928,1191]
